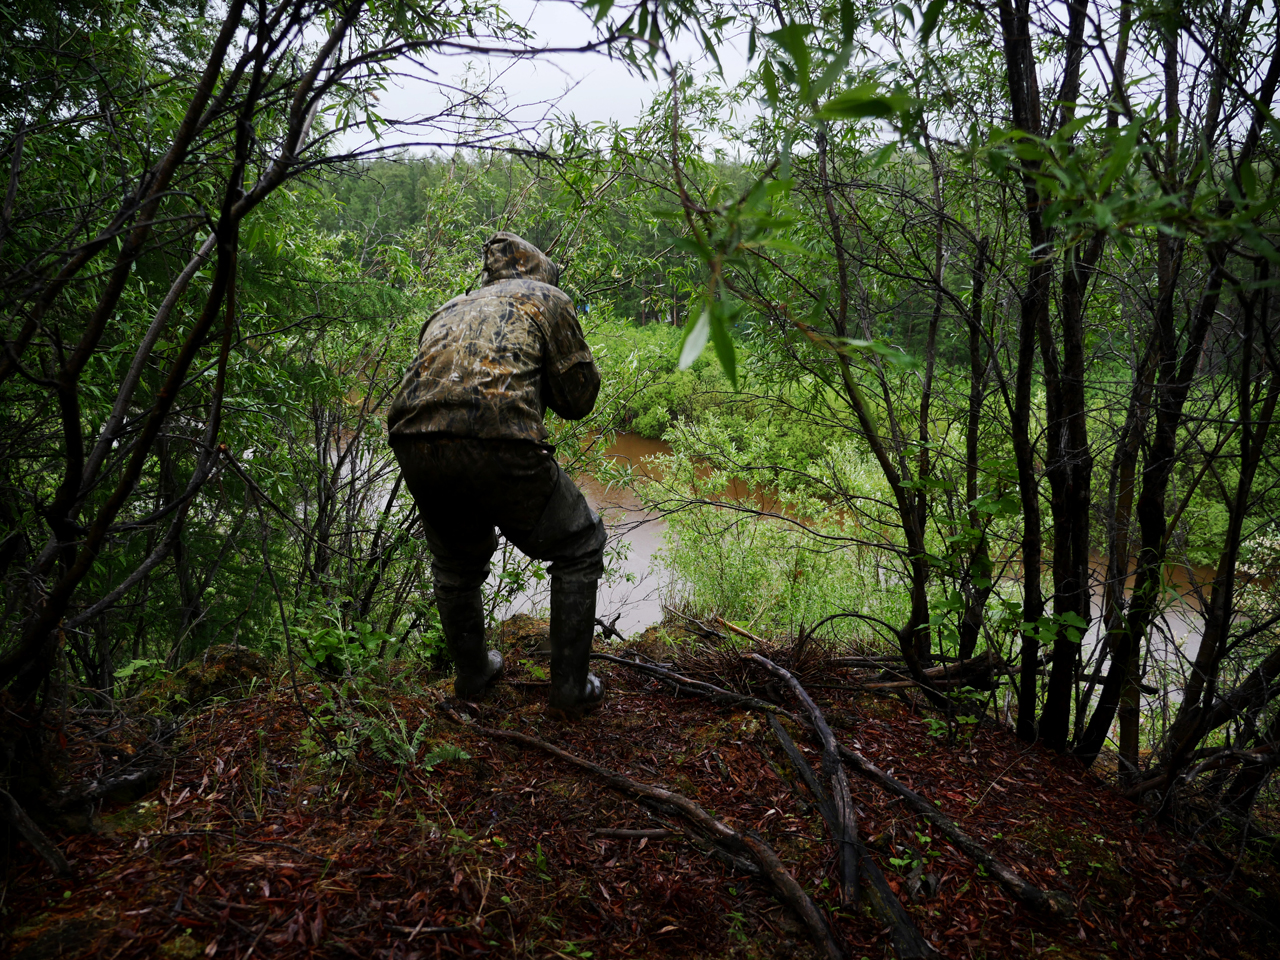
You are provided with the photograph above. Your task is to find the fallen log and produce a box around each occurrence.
[751,657,861,906]
[751,655,934,959]
[865,650,1007,691]
[601,654,1074,917]
[442,705,845,960]
[0,787,71,876]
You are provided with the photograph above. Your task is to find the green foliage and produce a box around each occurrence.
[302,689,470,769]
[648,417,911,639]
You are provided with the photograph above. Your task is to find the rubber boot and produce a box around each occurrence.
[548,580,605,719]
[436,590,503,700]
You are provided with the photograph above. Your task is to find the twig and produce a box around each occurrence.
[595,615,626,643]
[243,918,269,958]
[384,924,470,936]
[967,750,1037,817]
[152,829,334,865]
[442,706,845,960]
[590,828,679,839]
[719,618,767,645]
[246,484,352,767]
[591,652,794,717]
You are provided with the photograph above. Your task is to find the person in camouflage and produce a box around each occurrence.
[388,232,606,718]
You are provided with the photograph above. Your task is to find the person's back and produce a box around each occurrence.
[388,232,607,718]
[388,234,597,442]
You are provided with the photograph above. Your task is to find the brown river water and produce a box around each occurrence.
[501,434,1211,693]
[499,433,674,636]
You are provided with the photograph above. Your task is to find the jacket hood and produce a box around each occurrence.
[480,232,560,287]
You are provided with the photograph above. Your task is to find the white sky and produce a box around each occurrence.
[336,0,753,155]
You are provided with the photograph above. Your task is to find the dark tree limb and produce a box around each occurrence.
[0,787,70,875]
[750,654,860,907]
[769,714,833,815]
[591,652,793,716]
[443,708,845,960]
[835,742,1075,917]
[62,765,166,805]
[863,651,1007,692]
[604,654,1073,918]
[750,655,935,959]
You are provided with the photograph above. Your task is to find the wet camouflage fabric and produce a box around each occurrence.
[480,230,561,287]
[387,233,600,443]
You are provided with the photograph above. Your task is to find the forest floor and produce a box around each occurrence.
[3,621,1278,960]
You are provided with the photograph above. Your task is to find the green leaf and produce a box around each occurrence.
[1240,160,1257,200]
[670,234,708,258]
[766,22,813,101]
[868,143,896,169]
[708,303,739,389]
[586,0,615,24]
[700,28,724,75]
[820,83,916,121]
[839,0,857,43]
[813,44,854,102]
[679,306,711,369]
[754,236,813,258]
[844,337,923,371]
[1060,611,1089,630]
[1098,119,1141,194]
[761,60,781,106]
[919,0,947,45]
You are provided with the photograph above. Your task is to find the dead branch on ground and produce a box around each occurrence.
[441,705,846,960]
[0,787,71,876]
[749,655,934,959]
[600,651,1076,918]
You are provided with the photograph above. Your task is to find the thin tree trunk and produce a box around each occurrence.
[958,238,992,661]
[997,0,1050,743]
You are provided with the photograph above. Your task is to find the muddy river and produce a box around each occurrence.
[501,433,1211,689]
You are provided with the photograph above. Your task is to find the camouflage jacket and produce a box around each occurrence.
[387,233,600,444]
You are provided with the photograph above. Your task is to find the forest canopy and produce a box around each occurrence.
[2,0,1280,954]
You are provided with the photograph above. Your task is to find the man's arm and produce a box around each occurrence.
[546,360,601,420]
[540,293,600,420]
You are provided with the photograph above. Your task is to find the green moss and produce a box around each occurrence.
[99,799,162,834]
[11,916,108,960]
[145,644,271,713]
[157,934,204,959]
[1021,819,1128,901]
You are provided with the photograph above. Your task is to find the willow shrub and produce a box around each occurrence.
[645,418,912,646]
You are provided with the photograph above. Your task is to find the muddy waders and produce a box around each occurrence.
[391,437,607,716]
[547,579,605,719]
[434,587,504,700]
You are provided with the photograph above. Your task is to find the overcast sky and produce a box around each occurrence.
[336,0,752,154]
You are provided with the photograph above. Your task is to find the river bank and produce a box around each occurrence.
[505,434,1213,700]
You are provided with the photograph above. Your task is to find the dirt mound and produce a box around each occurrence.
[6,650,1275,959]
[497,612,551,653]
[152,644,272,710]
